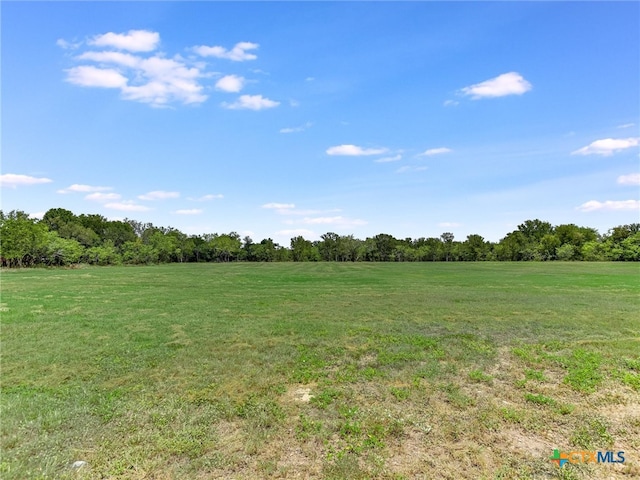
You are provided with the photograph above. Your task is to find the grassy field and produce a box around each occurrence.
[1,262,639,479]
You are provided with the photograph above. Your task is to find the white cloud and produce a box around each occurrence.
[215,74,245,93]
[326,144,388,156]
[193,41,259,61]
[280,122,312,134]
[438,222,462,228]
[77,51,141,68]
[65,66,128,88]
[29,212,46,220]
[617,123,635,129]
[419,147,452,157]
[222,94,280,110]
[299,216,367,226]
[104,202,151,212]
[571,137,640,156]
[189,194,224,201]
[262,203,295,210]
[374,154,402,163]
[85,192,121,202]
[56,38,81,50]
[396,166,428,174]
[443,99,459,107]
[460,72,532,99]
[138,190,180,201]
[617,173,640,186]
[66,40,208,106]
[174,209,203,215]
[57,184,112,194]
[276,229,316,237]
[576,200,640,212]
[89,30,160,52]
[0,173,53,188]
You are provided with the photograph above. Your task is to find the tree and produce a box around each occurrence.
[462,234,489,261]
[43,231,84,265]
[440,232,454,262]
[0,210,48,267]
[318,233,341,261]
[291,236,320,261]
[517,219,554,243]
[537,234,561,261]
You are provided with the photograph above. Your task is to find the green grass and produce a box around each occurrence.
[1,262,639,479]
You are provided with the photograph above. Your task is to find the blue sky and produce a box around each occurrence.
[2,1,639,244]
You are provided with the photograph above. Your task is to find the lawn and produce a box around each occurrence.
[1,262,639,479]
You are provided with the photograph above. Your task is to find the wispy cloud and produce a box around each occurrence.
[104,201,151,212]
[617,173,640,186]
[374,154,402,163]
[85,192,121,202]
[193,42,259,61]
[419,147,452,157]
[280,122,313,134]
[276,229,316,237]
[138,190,180,201]
[572,137,640,156]
[262,203,295,210]
[299,216,367,227]
[438,222,462,228]
[460,72,532,99]
[0,173,53,188]
[174,209,203,215]
[188,194,224,201]
[576,199,640,212]
[88,30,160,52]
[57,184,112,194]
[396,166,428,174]
[443,99,459,107]
[617,123,636,129]
[326,144,388,156]
[215,74,245,93]
[56,38,81,50]
[222,94,280,110]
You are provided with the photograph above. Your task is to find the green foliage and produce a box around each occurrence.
[524,393,555,406]
[562,349,602,393]
[2,209,640,267]
[570,417,614,449]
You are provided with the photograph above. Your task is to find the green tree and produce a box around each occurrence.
[537,234,561,261]
[291,236,320,261]
[0,210,49,267]
[43,231,84,265]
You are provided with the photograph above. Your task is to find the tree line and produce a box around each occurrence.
[1,208,638,267]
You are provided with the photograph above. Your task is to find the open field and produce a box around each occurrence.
[1,262,639,479]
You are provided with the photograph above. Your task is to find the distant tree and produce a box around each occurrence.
[43,231,84,265]
[291,236,319,261]
[517,219,554,243]
[253,238,277,262]
[537,234,561,261]
[462,234,489,261]
[0,210,48,267]
[440,232,454,262]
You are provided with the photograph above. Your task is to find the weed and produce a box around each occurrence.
[524,393,555,406]
[389,386,410,400]
[311,387,341,409]
[524,368,546,382]
[562,349,602,393]
[469,369,493,383]
[570,417,614,449]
